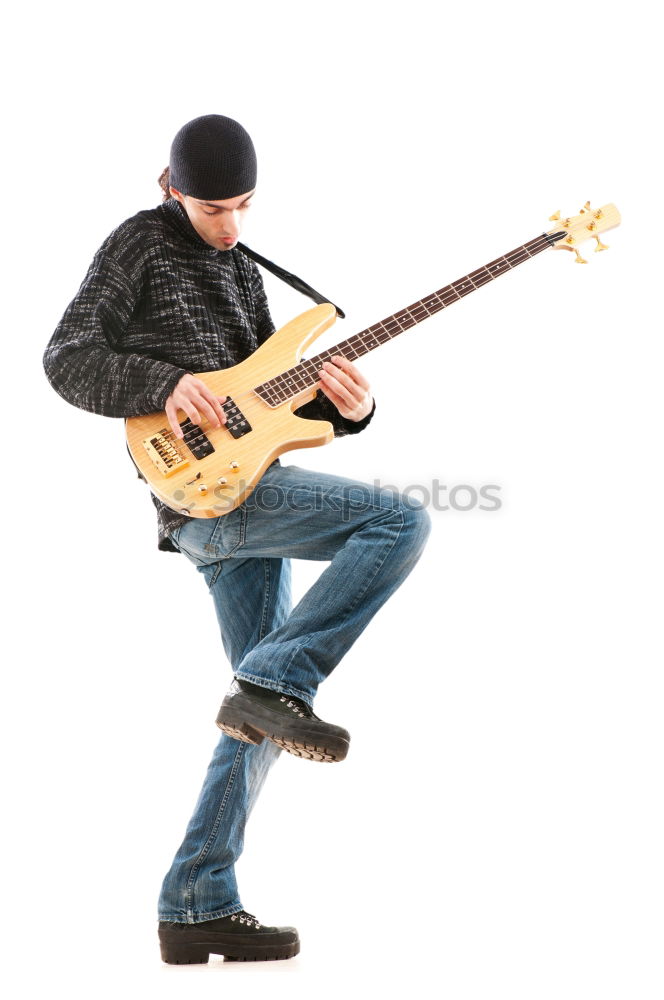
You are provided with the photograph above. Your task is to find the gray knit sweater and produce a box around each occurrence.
[43,198,375,551]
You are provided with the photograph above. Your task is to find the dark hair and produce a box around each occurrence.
[158,165,172,202]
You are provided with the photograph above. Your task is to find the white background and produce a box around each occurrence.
[3,1,662,998]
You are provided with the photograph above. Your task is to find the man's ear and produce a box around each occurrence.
[169,186,184,205]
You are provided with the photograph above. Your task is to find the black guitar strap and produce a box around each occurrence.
[235,242,345,319]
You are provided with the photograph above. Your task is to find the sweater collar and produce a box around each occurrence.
[161,197,221,255]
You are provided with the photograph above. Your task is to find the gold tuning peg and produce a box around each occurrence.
[549,210,561,221]
[593,236,608,252]
[580,200,591,214]
[574,248,587,263]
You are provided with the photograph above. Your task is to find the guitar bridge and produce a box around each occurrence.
[142,430,190,477]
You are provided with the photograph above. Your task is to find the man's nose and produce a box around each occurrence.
[222,210,241,237]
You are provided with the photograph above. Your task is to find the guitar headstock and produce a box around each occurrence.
[546,201,621,262]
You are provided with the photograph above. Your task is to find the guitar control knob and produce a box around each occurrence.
[230,461,239,471]
[198,485,208,495]
[217,477,228,486]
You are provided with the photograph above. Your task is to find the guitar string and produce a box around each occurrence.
[158,231,565,451]
[254,231,564,404]
[158,233,559,449]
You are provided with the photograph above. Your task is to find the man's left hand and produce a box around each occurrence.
[317,355,373,422]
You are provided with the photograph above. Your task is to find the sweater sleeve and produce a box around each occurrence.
[294,390,376,437]
[248,262,376,438]
[43,251,189,418]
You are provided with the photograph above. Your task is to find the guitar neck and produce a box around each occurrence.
[255,229,565,406]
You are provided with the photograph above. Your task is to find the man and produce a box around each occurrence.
[43,115,431,964]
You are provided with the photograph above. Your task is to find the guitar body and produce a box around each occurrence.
[126,303,339,518]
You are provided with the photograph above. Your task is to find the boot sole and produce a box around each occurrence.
[216,695,350,763]
[159,937,300,963]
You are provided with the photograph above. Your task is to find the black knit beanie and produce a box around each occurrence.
[169,115,257,200]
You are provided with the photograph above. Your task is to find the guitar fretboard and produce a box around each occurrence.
[254,230,565,407]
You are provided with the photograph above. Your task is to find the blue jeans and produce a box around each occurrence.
[158,460,431,923]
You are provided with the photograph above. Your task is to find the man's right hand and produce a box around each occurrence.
[165,373,228,439]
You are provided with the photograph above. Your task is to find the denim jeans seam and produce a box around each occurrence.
[189,902,245,922]
[232,670,314,708]
[258,559,272,642]
[184,741,247,922]
[220,505,247,558]
[207,562,223,589]
[159,901,244,924]
[183,506,248,564]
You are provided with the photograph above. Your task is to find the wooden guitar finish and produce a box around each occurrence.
[126,303,339,518]
[126,202,620,519]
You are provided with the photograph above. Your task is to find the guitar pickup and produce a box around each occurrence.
[222,396,252,439]
[180,418,215,459]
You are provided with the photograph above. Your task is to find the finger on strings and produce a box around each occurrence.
[319,368,357,406]
[330,355,371,391]
[165,400,184,438]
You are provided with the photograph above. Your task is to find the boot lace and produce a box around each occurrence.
[280,695,308,718]
[230,909,262,928]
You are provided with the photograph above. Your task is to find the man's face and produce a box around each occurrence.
[169,186,255,251]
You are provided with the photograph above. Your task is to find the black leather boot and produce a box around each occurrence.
[158,909,300,963]
[216,679,351,762]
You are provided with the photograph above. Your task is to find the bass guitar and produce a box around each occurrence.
[126,201,620,518]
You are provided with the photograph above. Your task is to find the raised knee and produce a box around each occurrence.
[399,497,432,547]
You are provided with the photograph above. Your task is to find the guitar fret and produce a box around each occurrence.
[366,326,388,344]
[364,325,390,354]
[422,291,445,311]
[451,277,475,297]
[506,247,529,266]
[468,266,493,286]
[254,232,557,404]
